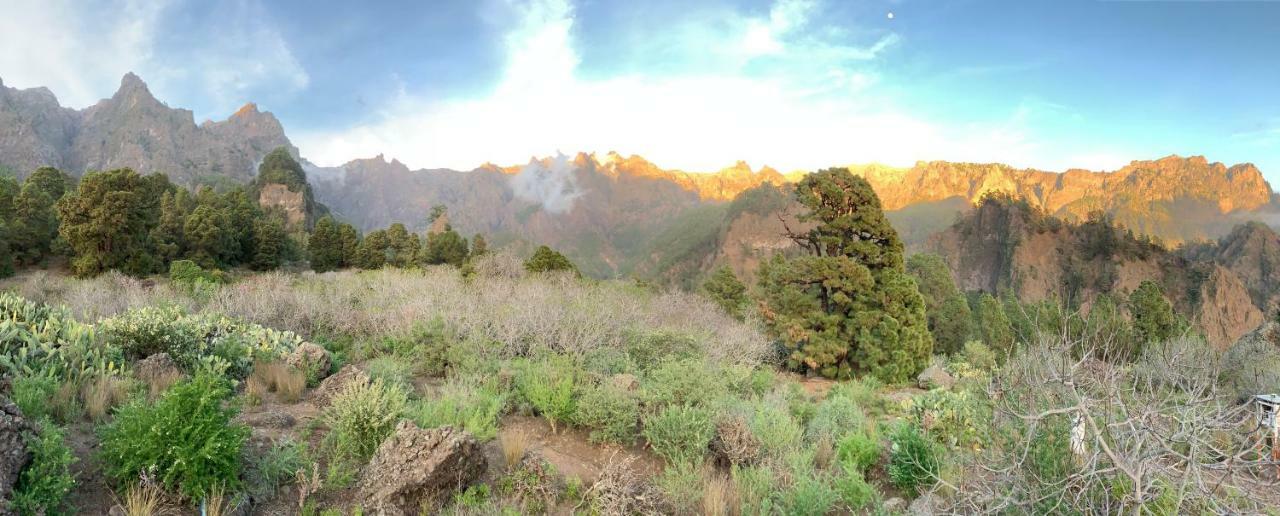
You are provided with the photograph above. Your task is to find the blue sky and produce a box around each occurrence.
[2,0,1278,179]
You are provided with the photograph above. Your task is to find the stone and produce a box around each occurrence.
[916,364,955,390]
[135,352,182,383]
[0,397,34,509]
[358,422,486,515]
[883,497,906,513]
[908,493,941,515]
[287,342,331,380]
[313,365,369,406]
[240,410,297,429]
[608,373,640,392]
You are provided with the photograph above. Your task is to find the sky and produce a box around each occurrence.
[1,0,1278,180]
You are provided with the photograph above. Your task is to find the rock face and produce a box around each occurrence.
[134,352,181,382]
[917,365,956,390]
[930,196,1272,349]
[0,73,294,186]
[0,397,33,509]
[287,342,331,379]
[313,365,369,406]
[358,423,486,515]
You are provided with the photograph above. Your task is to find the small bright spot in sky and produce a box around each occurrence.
[887,12,895,20]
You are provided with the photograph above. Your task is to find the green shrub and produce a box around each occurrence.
[323,378,408,462]
[732,465,779,516]
[100,305,200,360]
[365,356,414,394]
[408,377,508,441]
[655,461,703,512]
[750,397,804,461]
[99,373,249,501]
[835,430,881,473]
[887,423,941,495]
[168,260,225,289]
[826,376,886,416]
[246,438,308,499]
[833,464,878,510]
[910,388,990,449]
[12,374,58,421]
[642,358,728,408]
[573,383,640,445]
[99,308,302,379]
[581,347,635,376]
[11,421,77,515]
[777,473,840,516]
[805,395,867,444]
[515,356,579,432]
[960,340,997,372]
[623,330,701,370]
[642,404,714,465]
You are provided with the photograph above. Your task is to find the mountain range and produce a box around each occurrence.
[2,73,1278,288]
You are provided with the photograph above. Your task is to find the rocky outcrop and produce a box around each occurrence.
[0,397,33,510]
[0,73,294,186]
[1195,266,1266,350]
[313,365,369,406]
[917,365,956,390]
[357,423,486,515]
[287,342,331,379]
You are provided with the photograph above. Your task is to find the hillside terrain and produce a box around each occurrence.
[4,74,1277,282]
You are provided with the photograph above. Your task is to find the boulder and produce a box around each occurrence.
[608,373,640,392]
[239,410,297,429]
[909,492,941,515]
[134,352,181,382]
[358,422,486,515]
[916,365,955,390]
[314,365,369,406]
[0,398,33,509]
[287,342,331,380]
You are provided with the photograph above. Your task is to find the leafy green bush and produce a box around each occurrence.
[887,423,941,495]
[11,374,58,421]
[833,464,878,510]
[246,438,308,499]
[573,383,640,444]
[623,330,701,370]
[407,377,507,441]
[655,461,703,512]
[11,421,77,515]
[805,395,867,444]
[642,404,714,465]
[835,430,881,473]
[99,373,249,501]
[515,356,578,432]
[99,308,303,379]
[749,398,804,461]
[732,465,779,516]
[960,340,997,372]
[777,473,840,516]
[168,259,225,289]
[910,388,989,448]
[365,355,414,394]
[323,378,408,462]
[642,358,728,408]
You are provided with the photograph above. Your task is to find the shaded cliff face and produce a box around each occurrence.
[928,197,1270,349]
[0,73,294,186]
[257,183,309,228]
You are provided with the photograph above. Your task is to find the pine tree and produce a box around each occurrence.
[976,293,1015,362]
[906,253,972,355]
[10,182,57,265]
[0,176,19,222]
[308,215,343,272]
[423,225,469,267]
[1129,280,1184,344]
[337,222,360,268]
[251,216,287,270]
[385,223,416,267]
[183,205,233,269]
[57,169,167,277]
[758,167,932,382]
[355,229,389,269]
[471,234,488,257]
[151,191,187,264]
[702,265,748,320]
[0,220,14,278]
[524,245,577,275]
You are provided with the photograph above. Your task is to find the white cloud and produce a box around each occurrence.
[0,0,307,119]
[295,0,1047,174]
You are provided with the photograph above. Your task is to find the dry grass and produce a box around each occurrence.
[702,471,735,516]
[813,434,835,471]
[116,480,164,516]
[250,359,306,403]
[500,429,532,469]
[143,369,183,400]
[83,374,132,421]
[244,375,268,406]
[12,252,772,366]
[203,484,228,516]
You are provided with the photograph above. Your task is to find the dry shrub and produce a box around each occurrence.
[115,477,164,516]
[22,266,772,367]
[711,414,760,467]
[702,471,735,516]
[144,369,184,400]
[83,374,133,421]
[581,453,664,516]
[813,434,835,471]
[244,375,268,406]
[204,484,229,516]
[251,359,306,403]
[500,429,532,469]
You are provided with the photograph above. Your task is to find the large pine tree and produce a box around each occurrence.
[758,167,932,382]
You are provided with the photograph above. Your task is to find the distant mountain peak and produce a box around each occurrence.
[115,72,152,98]
[233,102,260,117]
